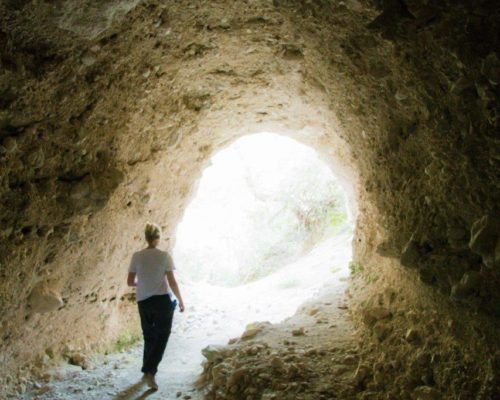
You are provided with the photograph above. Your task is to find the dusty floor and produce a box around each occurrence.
[18,234,354,400]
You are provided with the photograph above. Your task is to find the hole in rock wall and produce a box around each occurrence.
[172,132,354,335]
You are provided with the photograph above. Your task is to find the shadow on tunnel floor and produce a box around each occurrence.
[113,380,156,400]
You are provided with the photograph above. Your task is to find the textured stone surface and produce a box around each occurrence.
[0,0,499,397]
[27,285,63,314]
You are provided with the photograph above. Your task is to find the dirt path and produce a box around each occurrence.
[197,268,359,399]
[20,234,354,400]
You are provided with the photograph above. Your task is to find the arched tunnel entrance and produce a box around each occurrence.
[0,0,499,399]
[172,131,353,328]
[174,132,352,287]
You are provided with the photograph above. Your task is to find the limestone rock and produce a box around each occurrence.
[65,169,124,214]
[451,271,481,299]
[25,148,44,169]
[70,177,92,200]
[362,307,391,326]
[291,327,305,336]
[469,215,500,268]
[27,285,63,313]
[241,322,270,341]
[281,43,303,59]
[182,90,211,111]
[227,367,247,387]
[405,328,421,344]
[376,241,399,258]
[400,238,421,268]
[373,321,391,341]
[56,0,142,39]
[270,356,284,370]
[481,53,500,85]
[202,345,227,362]
[353,363,371,386]
[182,41,215,58]
[218,18,231,30]
[36,386,51,395]
[446,226,469,250]
[0,137,17,154]
[211,362,228,387]
[241,328,261,340]
[308,307,320,316]
[414,351,431,367]
[68,353,89,370]
[412,385,441,400]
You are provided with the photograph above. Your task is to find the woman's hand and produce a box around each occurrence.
[166,271,185,313]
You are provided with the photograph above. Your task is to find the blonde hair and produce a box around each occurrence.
[145,223,161,243]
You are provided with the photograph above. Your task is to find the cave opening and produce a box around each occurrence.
[171,132,354,341]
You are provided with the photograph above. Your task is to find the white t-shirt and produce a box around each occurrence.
[128,248,175,302]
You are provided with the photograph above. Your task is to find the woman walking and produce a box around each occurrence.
[127,223,185,390]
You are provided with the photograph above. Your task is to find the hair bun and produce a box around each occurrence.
[145,222,161,242]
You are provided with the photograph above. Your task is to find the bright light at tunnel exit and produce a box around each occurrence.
[172,132,353,320]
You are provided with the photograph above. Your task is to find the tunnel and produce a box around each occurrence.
[0,0,499,399]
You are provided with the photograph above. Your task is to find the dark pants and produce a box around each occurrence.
[137,294,175,375]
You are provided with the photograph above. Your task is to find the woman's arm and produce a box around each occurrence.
[166,271,185,312]
[127,272,137,287]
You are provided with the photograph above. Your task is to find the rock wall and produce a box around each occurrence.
[0,0,499,396]
[281,0,500,313]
